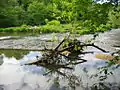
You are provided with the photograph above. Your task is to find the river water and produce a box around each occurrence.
[0,29,120,90]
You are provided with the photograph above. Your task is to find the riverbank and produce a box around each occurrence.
[0,23,112,34]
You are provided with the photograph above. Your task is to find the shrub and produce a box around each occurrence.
[40,25,65,33]
[47,20,60,26]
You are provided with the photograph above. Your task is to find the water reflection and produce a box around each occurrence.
[0,51,51,90]
[0,49,120,90]
[0,49,29,60]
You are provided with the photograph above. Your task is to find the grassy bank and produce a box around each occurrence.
[0,22,113,35]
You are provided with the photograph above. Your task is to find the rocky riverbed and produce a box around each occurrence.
[0,29,120,51]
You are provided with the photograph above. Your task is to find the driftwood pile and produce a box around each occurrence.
[25,35,109,76]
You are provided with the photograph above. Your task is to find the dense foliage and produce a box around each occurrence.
[0,0,120,33]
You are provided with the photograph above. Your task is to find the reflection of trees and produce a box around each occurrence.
[0,49,29,59]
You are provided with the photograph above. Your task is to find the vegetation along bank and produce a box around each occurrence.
[0,0,120,34]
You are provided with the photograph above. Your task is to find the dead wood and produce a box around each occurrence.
[25,36,108,76]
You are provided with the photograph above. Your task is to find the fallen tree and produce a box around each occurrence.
[25,34,109,75]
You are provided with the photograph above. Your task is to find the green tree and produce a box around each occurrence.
[73,0,93,20]
[6,6,27,26]
[73,0,110,26]
[0,0,28,27]
[48,0,74,23]
[0,0,17,27]
[27,1,50,25]
[108,6,120,27]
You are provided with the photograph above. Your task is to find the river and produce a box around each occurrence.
[0,29,120,90]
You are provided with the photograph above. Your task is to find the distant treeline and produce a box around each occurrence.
[0,0,120,28]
